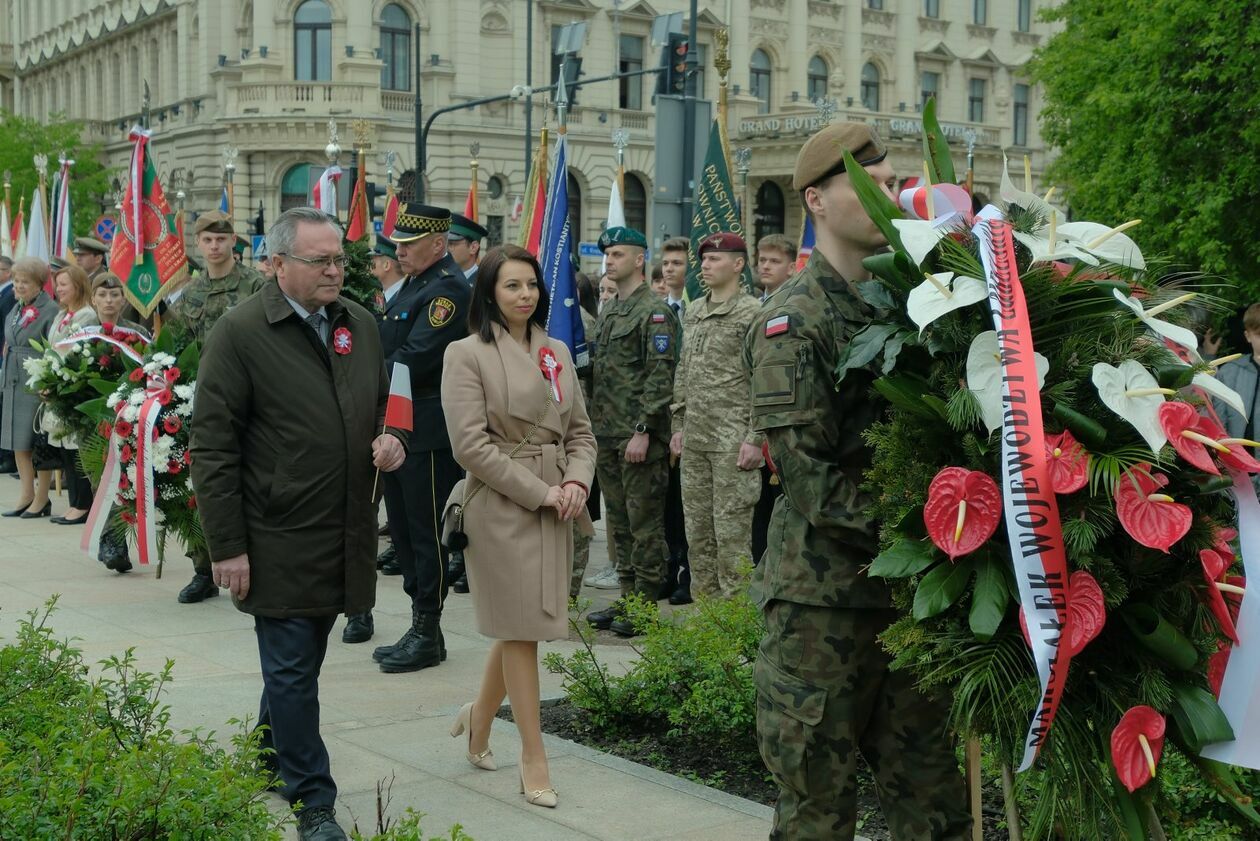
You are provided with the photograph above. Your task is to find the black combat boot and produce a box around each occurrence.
[372,622,446,663]
[378,609,444,673]
[99,531,132,573]
[657,553,681,600]
[610,597,657,638]
[669,564,693,605]
[177,572,219,603]
[586,598,625,630]
[376,545,401,575]
[341,612,374,643]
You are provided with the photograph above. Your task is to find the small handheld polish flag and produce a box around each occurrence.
[384,362,413,432]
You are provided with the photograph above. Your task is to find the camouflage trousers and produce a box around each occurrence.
[680,448,759,599]
[755,601,972,841]
[570,530,618,600]
[190,544,210,576]
[595,437,668,599]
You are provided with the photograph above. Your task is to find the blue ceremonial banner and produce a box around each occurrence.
[218,186,229,213]
[540,134,589,367]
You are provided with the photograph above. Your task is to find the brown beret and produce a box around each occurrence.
[698,231,747,256]
[792,123,888,191]
[194,210,234,236]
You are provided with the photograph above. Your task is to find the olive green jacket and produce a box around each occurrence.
[590,282,680,441]
[167,262,266,346]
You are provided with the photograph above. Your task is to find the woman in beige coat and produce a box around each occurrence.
[441,244,596,809]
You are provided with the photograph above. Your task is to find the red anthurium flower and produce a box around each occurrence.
[923,467,1002,560]
[1111,706,1166,793]
[1159,402,1224,474]
[1199,549,1242,643]
[1063,570,1106,657]
[1113,465,1191,553]
[1214,526,1238,562]
[163,415,182,435]
[1046,430,1089,494]
[114,419,133,438]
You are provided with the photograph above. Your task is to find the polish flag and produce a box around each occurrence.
[384,362,413,431]
[382,188,399,238]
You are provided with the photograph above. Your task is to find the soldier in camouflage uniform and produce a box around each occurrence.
[167,209,266,605]
[670,232,764,599]
[586,226,680,637]
[745,123,972,840]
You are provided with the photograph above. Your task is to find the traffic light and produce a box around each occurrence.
[658,33,688,95]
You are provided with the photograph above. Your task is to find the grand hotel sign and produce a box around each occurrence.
[738,113,976,141]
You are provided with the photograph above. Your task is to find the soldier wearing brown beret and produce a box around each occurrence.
[746,123,973,839]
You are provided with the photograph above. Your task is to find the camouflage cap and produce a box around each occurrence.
[448,213,488,242]
[389,202,451,243]
[194,210,235,236]
[792,122,888,191]
[72,236,108,255]
[598,226,648,253]
[697,231,747,256]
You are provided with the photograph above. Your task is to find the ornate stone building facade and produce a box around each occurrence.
[2,0,1056,260]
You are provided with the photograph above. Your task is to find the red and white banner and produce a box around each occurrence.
[313,165,342,217]
[975,210,1074,771]
[54,325,147,365]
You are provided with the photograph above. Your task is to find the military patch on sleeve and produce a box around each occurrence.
[653,334,671,353]
[765,315,790,337]
[651,313,667,323]
[429,296,456,327]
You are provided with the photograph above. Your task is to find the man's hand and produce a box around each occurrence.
[736,441,765,471]
[624,432,650,463]
[373,433,406,471]
[212,554,251,599]
[670,432,683,457]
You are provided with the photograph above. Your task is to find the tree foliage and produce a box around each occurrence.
[0,111,112,239]
[1031,1,1260,304]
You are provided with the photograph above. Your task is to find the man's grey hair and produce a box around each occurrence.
[0,255,12,268]
[266,207,343,258]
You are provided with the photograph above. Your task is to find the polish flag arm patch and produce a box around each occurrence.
[765,315,790,337]
[651,313,667,323]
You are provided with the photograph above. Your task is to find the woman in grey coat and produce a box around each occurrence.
[1,257,57,518]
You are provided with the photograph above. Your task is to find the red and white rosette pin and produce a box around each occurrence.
[333,327,352,355]
[539,347,563,404]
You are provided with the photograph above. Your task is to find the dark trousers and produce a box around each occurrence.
[751,465,783,567]
[382,447,461,614]
[664,459,687,563]
[60,447,93,510]
[255,614,338,810]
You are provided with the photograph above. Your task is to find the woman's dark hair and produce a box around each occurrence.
[468,244,551,343]
[575,272,597,318]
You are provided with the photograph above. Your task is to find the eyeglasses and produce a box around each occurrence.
[277,252,349,269]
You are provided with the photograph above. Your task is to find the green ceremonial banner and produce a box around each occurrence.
[685,120,755,301]
[109,131,187,318]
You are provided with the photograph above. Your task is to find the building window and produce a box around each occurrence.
[486,215,504,246]
[754,181,785,241]
[1013,83,1029,146]
[295,0,332,82]
[750,49,772,114]
[924,0,940,17]
[281,163,318,211]
[973,0,987,25]
[380,3,411,91]
[567,171,582,241]
[867,0,884,8]
[1017,0,1032,32]
[807,55,828,103]
[921,71,940,109]
[861,62,880,111]
[487,174,507,200]
[619,34,644,110]
[624,173,648,234]
[968,77,986,122]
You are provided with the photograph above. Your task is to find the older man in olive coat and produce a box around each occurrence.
[191,207,407,841]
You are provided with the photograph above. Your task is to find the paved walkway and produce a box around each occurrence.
[0,482,773,841]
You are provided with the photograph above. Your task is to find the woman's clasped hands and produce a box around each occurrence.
[542,483,587,521]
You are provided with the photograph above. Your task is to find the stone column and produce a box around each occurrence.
[843,0,863,108]
[787,0,808,106]
[894,0,917,111]
[253,0,277,55]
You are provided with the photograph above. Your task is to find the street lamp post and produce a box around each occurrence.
[734,146,752,241]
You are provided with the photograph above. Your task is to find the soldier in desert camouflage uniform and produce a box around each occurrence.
[166,209,266,605]
[670,232,763,599]
[744,123,972,840]
[586,226,680,637]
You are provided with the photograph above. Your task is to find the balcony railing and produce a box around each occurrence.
[228,81,378,116]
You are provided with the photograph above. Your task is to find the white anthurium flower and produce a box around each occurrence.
[1112,289,1199,357]
[1190,371,1246,419]
[891,212,967,267]
[906,272,989,333]
[1058,221,1146,270]
[1092,359,1170,453]
[1011,226,1099,265]
[966,331,1051,434]
[1000,154,1061,220]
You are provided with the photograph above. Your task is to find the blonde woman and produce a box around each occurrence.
[1,257,57,517]
[43,264,98,524]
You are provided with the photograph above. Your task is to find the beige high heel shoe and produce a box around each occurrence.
[519,767,558,808]
[449,702,496,771]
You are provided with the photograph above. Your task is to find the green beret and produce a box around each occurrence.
[598,226,647,253]
[792,123,888,191]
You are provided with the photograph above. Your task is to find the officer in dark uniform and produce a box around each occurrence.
[446,213,488,283]
[370,203,471,673]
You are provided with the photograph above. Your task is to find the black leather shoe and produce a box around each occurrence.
[586,599,625,631]
[452,573,469,594]
[54,513,89,525]
[177,573,219,603]
[0,459,16,474]
[100,532,132,572]
[342,612,374,643]
[377,546,402,575]
[379,611,443,673]
[2,503,34,517]
[19,501,52,519]
[296,805,346,841]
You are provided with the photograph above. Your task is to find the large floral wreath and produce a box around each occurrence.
[842,104,1259,838]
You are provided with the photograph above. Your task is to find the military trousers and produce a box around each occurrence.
[595,436,668,599]
[755,600,972,841]
[680,448,759,599]
[382,447,461,615]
